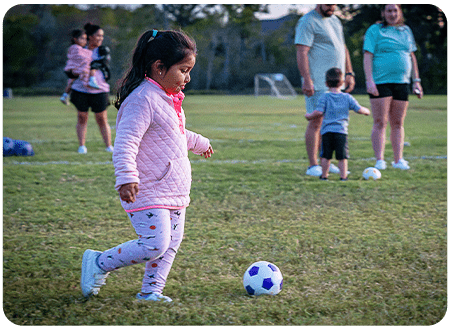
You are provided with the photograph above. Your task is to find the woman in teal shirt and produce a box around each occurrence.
[363,4,423,170]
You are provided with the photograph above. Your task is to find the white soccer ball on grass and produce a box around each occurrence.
[363,167,382,180]
[243,261,283,296]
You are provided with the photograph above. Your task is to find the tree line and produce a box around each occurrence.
[3,4,447,95]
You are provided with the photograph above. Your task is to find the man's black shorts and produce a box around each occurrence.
[368,83,409,101]
[70,90,110,113]
[320,132,349,160]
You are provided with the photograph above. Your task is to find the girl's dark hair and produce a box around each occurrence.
[326,67,343,88]
[114,29,197,109]
[70,29,85,44]
[381,4,405,27]
[84,22,101,37]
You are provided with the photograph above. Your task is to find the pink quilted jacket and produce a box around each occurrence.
[113,80,210,212]
[64,44,92,75]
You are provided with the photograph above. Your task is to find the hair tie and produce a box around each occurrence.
[148,30,158,43]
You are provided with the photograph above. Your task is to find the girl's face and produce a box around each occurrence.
[74,33,87,47]
[158,54,196,94]
[88,29,104,49]
[383,4,402,26]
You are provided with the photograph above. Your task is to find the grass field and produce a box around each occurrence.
[2,94,447,325]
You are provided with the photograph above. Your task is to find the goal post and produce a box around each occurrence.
[254,73,297,99]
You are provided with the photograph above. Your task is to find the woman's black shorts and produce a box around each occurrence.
[320,132,349,160]
[70,90,110,113]
[368,83,409,101]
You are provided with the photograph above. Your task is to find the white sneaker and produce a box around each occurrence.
[60,93,69,105]
[78,146,87,154]
[375,160,387,170]
[306,165,322,177]
[81,249,109,297]
[88,76,100,89]
[136,292,173,303]
[392,158,410,170]
[105,145,114,153]
[329,163,340,174]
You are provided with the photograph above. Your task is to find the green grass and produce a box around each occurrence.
[2,95,447,325]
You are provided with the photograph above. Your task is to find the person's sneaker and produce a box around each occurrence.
[319,176,328,181]
[81,249,109,297]
[329,163,340,174]
[105,145,114,153]
[392,158,410,170]
[88,76,100,89]
[340,177,348,181]
[78,146,87,154]
[306,165,322,177]
[136,292,173,303]
[375,159,387,170]
[60,93,69,105]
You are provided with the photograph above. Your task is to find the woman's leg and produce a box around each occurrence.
[141,208,185,294]
[76,111,89,147]
[370,97,392,161]
[95,110,112,148]
[389,100,408,163]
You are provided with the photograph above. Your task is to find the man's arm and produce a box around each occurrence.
[296,44,314,97]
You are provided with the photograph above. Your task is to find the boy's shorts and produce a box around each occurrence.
[320,132,349,160]
[305,90,326,114]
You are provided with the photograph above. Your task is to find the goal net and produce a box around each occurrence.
[254,73,297,99]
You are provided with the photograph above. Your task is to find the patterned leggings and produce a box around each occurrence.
[97,208,185,294]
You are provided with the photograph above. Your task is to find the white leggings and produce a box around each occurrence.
[97,208,185,294]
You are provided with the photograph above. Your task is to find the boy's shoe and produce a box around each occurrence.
[319,176,328,181]
[340,177,348,181]
[306,165,322,177]
[329,163,340,174]
[81,249,109,297]
[136,292,173,303]
[88,76,100,89]
[60,93,69,105]
[375,160,387,170]
[105,145,114,153]
[78,146,87,154]
[392,158,410,170]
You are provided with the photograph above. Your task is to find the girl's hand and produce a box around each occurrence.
[202,145,214,158]
[118,183,139,203]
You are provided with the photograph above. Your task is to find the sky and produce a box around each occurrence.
[255,4,316,19]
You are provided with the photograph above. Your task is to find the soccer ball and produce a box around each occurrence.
[243,261,283,296]
[363,167,382,180]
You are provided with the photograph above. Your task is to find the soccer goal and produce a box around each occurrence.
[254,73,297,99]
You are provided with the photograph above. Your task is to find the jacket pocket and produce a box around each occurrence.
[151,157,191,198]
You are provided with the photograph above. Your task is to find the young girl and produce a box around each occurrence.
[60,29,100,105]
[81,29,213,302]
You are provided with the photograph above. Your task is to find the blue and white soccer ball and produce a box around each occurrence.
[363,167,382,180]
[243,261,283,296]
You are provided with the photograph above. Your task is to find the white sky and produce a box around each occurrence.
[256,4,316,19]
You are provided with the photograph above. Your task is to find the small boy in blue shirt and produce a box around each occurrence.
[305,68,370,180]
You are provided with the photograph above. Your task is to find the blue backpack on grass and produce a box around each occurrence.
[3,137,34,157]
